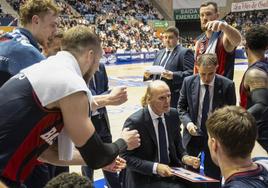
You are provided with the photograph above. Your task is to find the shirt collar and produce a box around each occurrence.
[200,75,215,87]
[165,45,176,53]
[224,163,263,184]
[148,105,164,120]
[17,28,41,52]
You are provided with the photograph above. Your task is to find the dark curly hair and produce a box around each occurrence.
[44,172,93,188]
[245,25,268,52]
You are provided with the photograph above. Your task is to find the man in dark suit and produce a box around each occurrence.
[178,53,236,188]
[82,63,121,188]
[122,80,200,188]
[144,26,194,108]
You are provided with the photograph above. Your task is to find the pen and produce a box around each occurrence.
[197,152,202,158]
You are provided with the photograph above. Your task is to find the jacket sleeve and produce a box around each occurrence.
[227,81,236,105]
[120,117,155,175]
[172,110,188,159]
[177,79,193,128]
[172,49,194,85]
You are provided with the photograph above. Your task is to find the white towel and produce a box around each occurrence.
[21,51,93,160]
[58,128,74,161]
[21,51,93,106]
[205,31,221,54]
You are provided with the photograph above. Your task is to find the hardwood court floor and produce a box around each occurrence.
[70,62,246,180]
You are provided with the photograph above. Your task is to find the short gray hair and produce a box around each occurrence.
[196,53,218,67]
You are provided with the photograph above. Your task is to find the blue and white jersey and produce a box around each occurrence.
[0,28,45,86]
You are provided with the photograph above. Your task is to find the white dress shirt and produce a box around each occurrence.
[196,76,215,130]
[160,47,175,68]
[148,105,170,174]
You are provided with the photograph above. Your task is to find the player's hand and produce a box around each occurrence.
[121,128,140,150]
[182,155,200,169]
[108,86,128,105]
[102,156,126,172]
[205,20,228,32]
[186,122,198,136]
[161,70,173,80]
[156,163,173,177]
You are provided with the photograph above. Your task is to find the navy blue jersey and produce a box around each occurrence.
[0,28,45,86]
[0,74,63,183]
[223,164,268,188]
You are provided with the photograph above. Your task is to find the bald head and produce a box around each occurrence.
[141,80,171,115]
[150,80,169,91]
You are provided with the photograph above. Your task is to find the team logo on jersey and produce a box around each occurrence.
[40,127,59,145]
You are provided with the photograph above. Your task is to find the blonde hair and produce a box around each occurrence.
[141,86,151,107]
[20,0,59,26]
[61,25,101,55]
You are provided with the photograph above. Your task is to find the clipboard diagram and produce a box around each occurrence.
[144,65,165,74]
[171,167,220,183]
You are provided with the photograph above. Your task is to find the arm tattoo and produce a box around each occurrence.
[244,68,268,92]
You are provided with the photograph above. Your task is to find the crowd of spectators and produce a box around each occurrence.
[66,0,162,24]
[56,1,91,30]
[6,0,23,12]
[0,4,14,19]
[96,15,163,54]
[7,1,268,55]
[65,0,163,53]
[0,4,16,27]
[225,10,268,36]
[180,36,195,51]
[5,0,164,54]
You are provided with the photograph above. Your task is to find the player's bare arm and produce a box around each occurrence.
[244,68,268,92]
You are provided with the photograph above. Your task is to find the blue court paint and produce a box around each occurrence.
[94,178,106,188]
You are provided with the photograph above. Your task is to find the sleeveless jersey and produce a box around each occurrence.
[239,59,268,109]
[0,75,63,182]
[195,34,236,80]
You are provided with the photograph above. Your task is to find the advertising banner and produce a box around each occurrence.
[101,52,157,65]
[231,0,268,12]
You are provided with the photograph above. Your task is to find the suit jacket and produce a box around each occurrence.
[88,63,110,129]
[153,45,194,107]
[121,107,187,188]
[177,74,236,148]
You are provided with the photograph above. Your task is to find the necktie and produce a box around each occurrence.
[153,51,170,80]
[160,50,171,67]
[201,85,210,133]
[157,117,169,164]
